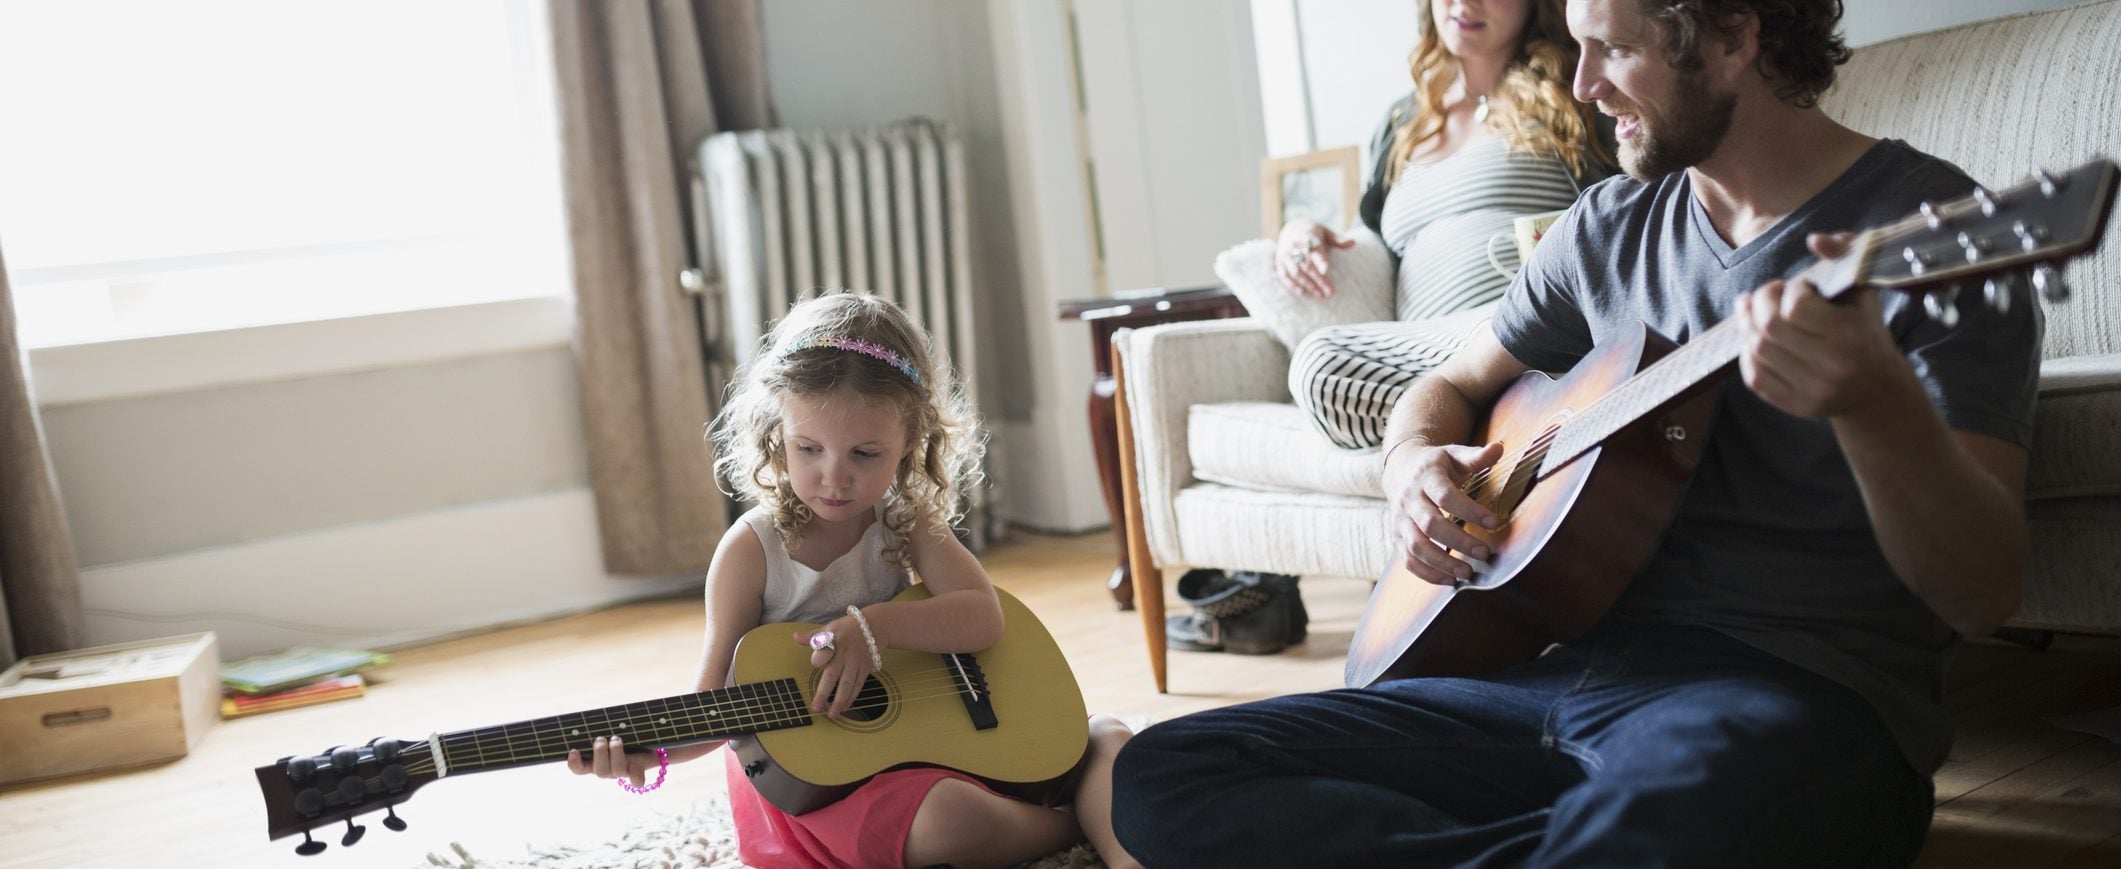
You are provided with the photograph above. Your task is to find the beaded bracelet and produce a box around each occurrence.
[845,605,884,671]
[617,747,670,795]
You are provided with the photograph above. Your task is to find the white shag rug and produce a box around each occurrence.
[421,791,1105,869]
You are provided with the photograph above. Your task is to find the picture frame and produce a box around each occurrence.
[1259,145,1361,239]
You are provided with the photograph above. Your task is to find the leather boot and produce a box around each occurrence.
[1240,571,1306,645]
[1164,569,1293,655]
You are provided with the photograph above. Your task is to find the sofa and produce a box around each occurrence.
[1116,0,2121,687]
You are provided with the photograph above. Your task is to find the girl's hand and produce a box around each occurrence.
[1275,219,1356,299]
[796,619,876,720]
[565,735,661,788]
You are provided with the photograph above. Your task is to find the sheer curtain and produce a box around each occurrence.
[1,243,84,668]
[548,0,772,576]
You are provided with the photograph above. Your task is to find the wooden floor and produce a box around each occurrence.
[3,531,2117,867]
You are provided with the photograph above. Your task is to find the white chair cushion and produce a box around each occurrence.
[1188,402,1385,500]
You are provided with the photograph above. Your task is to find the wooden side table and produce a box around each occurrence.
[1057,285,1248,609]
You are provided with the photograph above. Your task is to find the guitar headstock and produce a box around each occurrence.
[1841,157,2118,324]
[254,737,436,855]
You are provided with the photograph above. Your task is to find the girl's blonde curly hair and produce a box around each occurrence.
[710,292,983,569]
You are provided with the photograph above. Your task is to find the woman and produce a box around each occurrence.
[1167,0,1612,657]
[1280,0,1613,450]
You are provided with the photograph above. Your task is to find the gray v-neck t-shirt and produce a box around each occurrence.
[1493,139,2044,773]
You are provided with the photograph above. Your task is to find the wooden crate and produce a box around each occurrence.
[0,632,220,786]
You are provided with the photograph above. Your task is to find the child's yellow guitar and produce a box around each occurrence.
[250,586,1089,856]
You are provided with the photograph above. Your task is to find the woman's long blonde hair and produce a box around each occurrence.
[709,292,983,569]
[1385,0,1610,184]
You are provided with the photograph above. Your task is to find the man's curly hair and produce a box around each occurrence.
[1636,0,1850,108]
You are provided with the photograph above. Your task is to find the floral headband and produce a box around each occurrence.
[780,333,923,385]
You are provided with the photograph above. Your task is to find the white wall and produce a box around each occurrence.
[981,0,1109,534]
[34,307,698,660]
[1074,0,1266,291]
[976,0,1269,531]
[1291,0,1420,157]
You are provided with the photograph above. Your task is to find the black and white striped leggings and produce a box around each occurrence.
[1288,306,1495,450]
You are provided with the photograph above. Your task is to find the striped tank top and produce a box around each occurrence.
[1377,135,1581,322]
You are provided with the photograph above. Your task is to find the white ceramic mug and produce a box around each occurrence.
[1485,208,1571,280]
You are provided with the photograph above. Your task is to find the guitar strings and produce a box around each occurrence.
[1460,424,1560,512]
[345,677,1007,791]
[1440,198,1982,530]
[427,673,990,750]
[1594,196,1987,402]
[340,682,998,791]
[361,672,998,779]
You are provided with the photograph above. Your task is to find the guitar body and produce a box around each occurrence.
[1346,322,1720,687]
[732,586,1090,815]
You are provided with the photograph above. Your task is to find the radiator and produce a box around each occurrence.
[691,118,991,545]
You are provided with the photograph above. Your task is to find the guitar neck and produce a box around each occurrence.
[1538,250,1865,477]
[428,678,812,777]
[1539,317,1743,475]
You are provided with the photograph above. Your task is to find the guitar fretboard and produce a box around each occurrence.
[434,678,811,775]
[1540,318,1747,477]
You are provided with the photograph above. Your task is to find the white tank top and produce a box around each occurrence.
[739,505,912,624]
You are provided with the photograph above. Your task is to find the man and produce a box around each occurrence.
[1110,0,2041,865]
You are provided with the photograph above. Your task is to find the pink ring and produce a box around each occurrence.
[809,630,837,652]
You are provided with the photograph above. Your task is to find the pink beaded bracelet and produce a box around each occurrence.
[617,747,670,794]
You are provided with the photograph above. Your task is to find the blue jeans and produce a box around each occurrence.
[1110,622,1932,867]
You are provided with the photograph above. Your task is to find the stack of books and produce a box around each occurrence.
[219,646,389,718]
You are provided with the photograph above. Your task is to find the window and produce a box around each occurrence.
[0,0,566,349]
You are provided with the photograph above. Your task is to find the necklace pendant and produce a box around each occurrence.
[1474,95,1490,124]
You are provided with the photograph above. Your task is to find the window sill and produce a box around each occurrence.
[28,295,576,408]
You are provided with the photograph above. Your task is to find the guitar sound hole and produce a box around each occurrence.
[842,676,890,722]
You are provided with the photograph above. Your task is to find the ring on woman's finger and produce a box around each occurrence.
[808,630,836,653]
[1302,235,1323,253]
[1286,249,1308,267]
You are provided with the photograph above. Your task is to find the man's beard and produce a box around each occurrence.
[1619,67,1737,180]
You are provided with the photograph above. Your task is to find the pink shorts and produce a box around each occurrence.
[722,746,1000,869]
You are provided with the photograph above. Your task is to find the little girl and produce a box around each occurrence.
[567,291,1140,869]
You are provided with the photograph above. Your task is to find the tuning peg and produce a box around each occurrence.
[2033,262,2069,303]
[329,746,359,771]
[341,819,367,847]
[1957,230,1992,264]
[294,830,327,856]
[293,787,325,818]
[1923,288,1962,328]
[383,806,408,832]
[1983,277,2012,315]
[369,738,401,761]
[1901,246,1935,276]
[2013,220,2049,252]
[1973,186,2001,217]
[285,755,316,783]
[2037,169,2065,198]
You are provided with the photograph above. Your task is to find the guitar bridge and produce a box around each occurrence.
[943,652,997,731]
